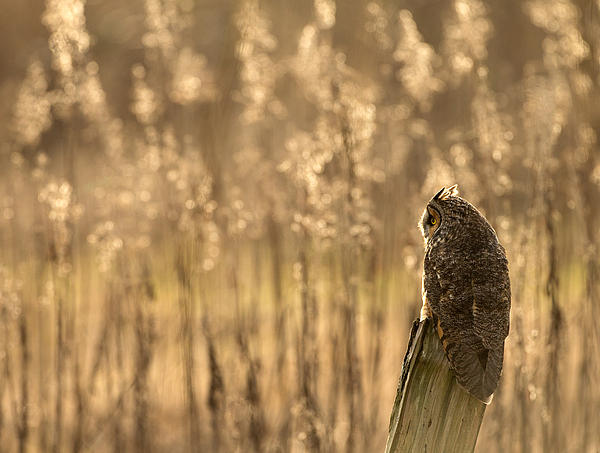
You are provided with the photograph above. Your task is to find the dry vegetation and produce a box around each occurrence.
[0,0,599,452]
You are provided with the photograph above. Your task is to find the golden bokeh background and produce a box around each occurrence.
[0,0,599,452]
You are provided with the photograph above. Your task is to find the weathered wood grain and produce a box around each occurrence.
[385,318,486,453]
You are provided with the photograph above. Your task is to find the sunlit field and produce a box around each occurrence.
[0,0,599,452]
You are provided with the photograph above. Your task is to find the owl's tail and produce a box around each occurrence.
[445,341,505,404]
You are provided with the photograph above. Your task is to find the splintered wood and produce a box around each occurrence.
[385,319,486,453]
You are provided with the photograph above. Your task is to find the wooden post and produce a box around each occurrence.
[385,319,486,453]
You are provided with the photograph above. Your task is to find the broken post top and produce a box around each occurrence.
[385,319,486,453]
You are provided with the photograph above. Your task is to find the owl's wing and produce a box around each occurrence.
[471,257,511,351]
[468,255,510,401]
[425,251,508,404]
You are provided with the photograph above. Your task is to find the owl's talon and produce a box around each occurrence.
[420,300,432,321]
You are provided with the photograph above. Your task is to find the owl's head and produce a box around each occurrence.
[419,184,460,243]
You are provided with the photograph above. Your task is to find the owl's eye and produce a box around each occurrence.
[426,207,440,233]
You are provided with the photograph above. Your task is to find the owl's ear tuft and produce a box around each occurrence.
[433,184,460,201]
[447,184,459,197]
[433,187,445,200]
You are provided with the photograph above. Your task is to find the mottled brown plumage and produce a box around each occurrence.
[419,185,510,404]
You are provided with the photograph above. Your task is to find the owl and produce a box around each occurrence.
[419,185,510,404]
